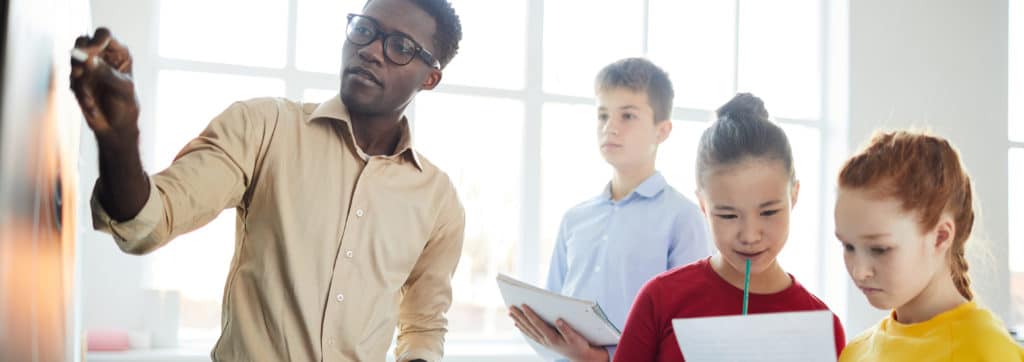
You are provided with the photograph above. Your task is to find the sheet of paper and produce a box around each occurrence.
[672,310,836,362]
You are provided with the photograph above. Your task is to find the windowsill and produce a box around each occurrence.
[86,340,543,362]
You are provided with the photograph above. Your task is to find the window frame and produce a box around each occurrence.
[144,0,841,347]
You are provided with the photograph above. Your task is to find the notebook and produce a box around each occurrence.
[496,273,621,347]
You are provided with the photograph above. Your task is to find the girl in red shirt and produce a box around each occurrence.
[613,93,845,362]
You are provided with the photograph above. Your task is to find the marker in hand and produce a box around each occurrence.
[70,36,110,66]
[70,48,89,62]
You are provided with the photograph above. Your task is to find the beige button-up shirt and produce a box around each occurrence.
[91,96,465,361]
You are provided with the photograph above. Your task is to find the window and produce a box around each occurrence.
[736,0,821,120]
[413,93,525,339]
[647,0,735,110]
[442,0,527,90]
[145,0,836,347]
[542,1,644,97]
[158,0,288,68]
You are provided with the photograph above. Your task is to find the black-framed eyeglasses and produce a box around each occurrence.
[345,14,441,69]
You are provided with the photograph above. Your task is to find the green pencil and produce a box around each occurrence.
[742,259,751,315]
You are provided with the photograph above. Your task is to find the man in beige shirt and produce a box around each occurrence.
[69,0,464,360]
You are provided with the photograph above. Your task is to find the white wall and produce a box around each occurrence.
[847,0,1011,336]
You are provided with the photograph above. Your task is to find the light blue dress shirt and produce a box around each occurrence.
[545,171,711,359]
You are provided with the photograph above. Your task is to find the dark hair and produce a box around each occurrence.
[366,0,462,69]
[839,131,976,300]
[696,93,795,186]
[594,58,674,122]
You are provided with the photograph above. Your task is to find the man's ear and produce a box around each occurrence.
[420,69,442,90]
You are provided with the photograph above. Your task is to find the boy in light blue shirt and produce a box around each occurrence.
[509,58,711,361]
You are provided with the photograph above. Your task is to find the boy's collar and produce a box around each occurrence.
[602,171,667,201]
[633,171,667,198]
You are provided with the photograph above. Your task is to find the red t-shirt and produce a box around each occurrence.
[613,257,845,362]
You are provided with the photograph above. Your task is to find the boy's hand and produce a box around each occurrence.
[509,305,609,362]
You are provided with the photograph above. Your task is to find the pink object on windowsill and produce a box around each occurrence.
[86,329,131,352]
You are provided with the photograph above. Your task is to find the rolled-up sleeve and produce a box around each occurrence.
[89,99,272,255]
[394,185,466,362]
[90,176,165,254]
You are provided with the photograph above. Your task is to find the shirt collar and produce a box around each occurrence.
[308,95,423,171]
[600,171,668,202]
[634,171,667,198]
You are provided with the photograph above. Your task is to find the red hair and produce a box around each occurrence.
[838,131,975,300]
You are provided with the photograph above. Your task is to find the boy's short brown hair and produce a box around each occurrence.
[594,57,674,122]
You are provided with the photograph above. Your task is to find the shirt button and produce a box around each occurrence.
[355,209,365,217]
[594,266,602,272]
[336,293,345,302]
[328,338,335,345]
[345,250,354,258]
[601,235,608,241]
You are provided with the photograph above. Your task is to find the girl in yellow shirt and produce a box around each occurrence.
[834,131,1023,361]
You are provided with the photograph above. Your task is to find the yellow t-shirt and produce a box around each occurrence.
[840,301,1023,362]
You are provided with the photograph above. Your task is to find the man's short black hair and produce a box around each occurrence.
[366,0,462,69]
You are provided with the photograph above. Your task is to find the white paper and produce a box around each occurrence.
[672,310,836,362]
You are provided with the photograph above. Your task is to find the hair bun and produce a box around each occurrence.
[716,93,770,122]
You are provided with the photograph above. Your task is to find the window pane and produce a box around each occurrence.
[295,0,363,74]
[151,210,236,340]
[1011,0,1023,142]
[1011,148,1024,329]
[152,70,284,339]
[543,0,644,97]
[159,0,287,67]
[777,123,822,295]
[737,0,822,120]
[648,0,736,110]
[539,103,609,280]
[656,120,710,204]
[303,88,338,103]
[442,0,526,89]
[154,70,285,169]
[413,93,523,339]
